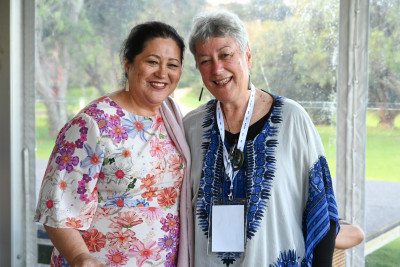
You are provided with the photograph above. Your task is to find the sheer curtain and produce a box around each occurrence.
[336,0,369,266]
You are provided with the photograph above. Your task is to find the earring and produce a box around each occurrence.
[125,79,129,92]
[198,86,204,101]
[248,73,251,90]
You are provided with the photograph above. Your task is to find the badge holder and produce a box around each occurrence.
[207,197,247,254]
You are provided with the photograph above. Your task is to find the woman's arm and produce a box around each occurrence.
[312,220,337,267]
[335,223,365,249]
[44,225,105,267]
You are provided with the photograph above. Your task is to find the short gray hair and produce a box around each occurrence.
[188,10,250,58]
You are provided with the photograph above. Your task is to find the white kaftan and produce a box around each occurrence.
[183,94,338,267]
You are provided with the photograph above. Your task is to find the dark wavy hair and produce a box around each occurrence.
[121,21,185,79]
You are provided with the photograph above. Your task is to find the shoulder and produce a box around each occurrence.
[267,95,318,140]
[164,96,187,121]
[72,95,118,133]
[279,96,307,115]
[63,96,110,129]
[80,95,116,117]
[183,100,214,128]
[273,95,312,124]
[163,96,180,111]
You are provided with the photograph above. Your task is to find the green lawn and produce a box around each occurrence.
[36,105,56,160]
[365,127,400,181]
[366,237,400,267]
[316,123,400,182]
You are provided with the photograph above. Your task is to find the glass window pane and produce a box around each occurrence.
[34,0,339,264]
[365,0,400,264]
[176,0,339,176]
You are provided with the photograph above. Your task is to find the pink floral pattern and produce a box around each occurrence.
[160,213,180,235]
[150,138,168,159]
[105,248,129,267]
[34,96,184,266]
[106,229,137,249]
[128,240,162,267]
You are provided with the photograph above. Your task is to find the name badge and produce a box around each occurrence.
[211,205,245,252]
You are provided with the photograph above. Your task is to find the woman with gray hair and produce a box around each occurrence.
[183,10,338,266]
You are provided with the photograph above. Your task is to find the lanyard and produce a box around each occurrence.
[216,84,256,200]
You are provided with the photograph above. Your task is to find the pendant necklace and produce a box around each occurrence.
[216,84,256,200]
[221,108,244,172]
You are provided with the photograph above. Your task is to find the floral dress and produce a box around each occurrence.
[35,96,185,267]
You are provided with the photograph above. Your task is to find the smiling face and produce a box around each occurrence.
[125,37,182,111]
[195,36,252,104]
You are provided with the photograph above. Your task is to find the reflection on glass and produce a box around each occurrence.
[365,0,400,265]
[35,0,340,263]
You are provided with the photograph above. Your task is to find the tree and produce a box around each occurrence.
[369,0,400,128]
[36,0,206,137]
[36,0,94,135]
[288,0,339,103]
[248,0,338,124]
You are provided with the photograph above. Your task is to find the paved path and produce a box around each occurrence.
[333,178,400,238]
[365,180,400,238]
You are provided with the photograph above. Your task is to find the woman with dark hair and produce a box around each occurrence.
[35,21,193,267]
[184,10,338,266]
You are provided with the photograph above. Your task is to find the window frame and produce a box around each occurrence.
[4,0,370,266]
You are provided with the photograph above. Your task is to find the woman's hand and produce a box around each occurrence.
[70,252,106,267]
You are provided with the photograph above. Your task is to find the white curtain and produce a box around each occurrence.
[9,0,37,266]
[337,0,369,266]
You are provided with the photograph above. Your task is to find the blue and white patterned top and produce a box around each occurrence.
[183,94,339,267]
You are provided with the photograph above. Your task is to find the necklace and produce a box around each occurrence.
[221,107,244,172]
[221,106,232,132]
[216,84,255,200]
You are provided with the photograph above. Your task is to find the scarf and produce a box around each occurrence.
[160,97,193,267]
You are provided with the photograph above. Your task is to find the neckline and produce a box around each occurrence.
[104,96,160,117]
[225,94,275,144]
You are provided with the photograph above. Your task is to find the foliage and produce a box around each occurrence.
[222,0,290,22]
[369,0,400,128]
[249,0,338,105]
[238,0,338,125]
[35,0,400,170]
[36,0,206,137]
[36,0,109,135]
[36,0,400,133]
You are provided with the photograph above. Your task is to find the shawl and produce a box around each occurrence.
[160,97,194,267]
